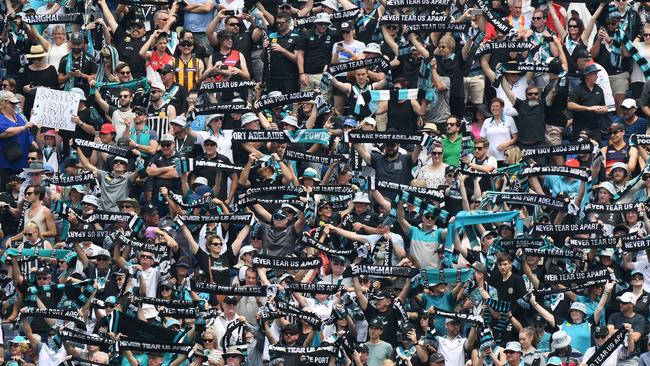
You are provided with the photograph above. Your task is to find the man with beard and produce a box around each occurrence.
[57,32,96,91]
[95,88,135,138]
[128,106,159,160]
[501,80,546,151]
[98,0,149,78]
[353,128,422,198]
[146,80,176,138]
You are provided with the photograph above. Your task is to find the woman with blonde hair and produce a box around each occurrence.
[201,329,222,366]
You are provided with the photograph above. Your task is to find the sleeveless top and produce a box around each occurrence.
[175,56,199,91]
[25,205,47,234]
[149,51,173,72]
[47,42,69,69]
[345,83,373,119]
[605,143,630,174]
[563,35,587,77]
[147,102,170,139]
[211,49,242,82]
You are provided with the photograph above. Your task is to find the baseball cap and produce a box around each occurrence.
[100,123,116,135]
[363,43,381,54]
[621,98,637,109]
[158,64,175,74]
[224,295,238,305]
[617,292,637,305]
[272,209,288,220]
[70,32,84,44]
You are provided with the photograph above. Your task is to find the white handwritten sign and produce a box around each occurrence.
[31,88,80,131]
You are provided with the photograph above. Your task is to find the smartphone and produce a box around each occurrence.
[470,9,483,15]
[220,65,228,70]
[224,10,235,16]
[543,36,553,41]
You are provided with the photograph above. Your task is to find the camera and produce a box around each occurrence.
[224,10,235,16]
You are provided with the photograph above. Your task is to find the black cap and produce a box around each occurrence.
[317,199,332,210]
[158,64,175,74]
[36,266,51,275]
[272,209,288,220]
[131,18,145,28]
[158,280,174,289]
[368,318,384,328]
[224,295,238,305]
[282,323,299,333]
[142,203,158,215]
[594,325,608,336]
[6,175,23,184]
[132,105,146,115]
[70,32,84,44]
[356,344,369,353]
[175,256,192,269]
[340,22,353,31]
[575,48,591,59]
[372,288,393,300]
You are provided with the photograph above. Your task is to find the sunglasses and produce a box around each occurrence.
[595,335,607,339]
[114,160,127,165]
[161,142,173,147]
[532,16,543,20]
[96,257,110,261]
[475,146,485,150]
[643,174,650,181]
[28,157,38,161]
[106,303,116,308]
[388,25,398,30]
[161,286,173,291]
[119,205,133,209]
[632,275,644,280]
[645,34,650,37]
[202,338,214,342]
[25,232,36,237]
[119,94,131,98]
[527,92,539,96]
[140,255,153,260]
[342,30,351,34]
[431,151,443,156]
[211,241,223,246]
[180,43,193,48]
[228,23,240,27]
[568,24,579,29]
[119,71,132,75]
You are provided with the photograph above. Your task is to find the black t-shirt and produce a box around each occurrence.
[21,65,59,118]
[395,55,424,90]
[543,78,569,127]
[232,30,255,73]
[194,153,234,199]
[113,27,147,78]
[57,53,97,91]
[0,192,19,237]
[568,82,607,134]
[363,302,400,344]
[488,272,527,317]
[343,209,379,234]
[268,30,301,79]
[435,50,464,99]
[150,152,182,193]
[514,99,546,145]
[195,247,236,286]
[59,106,102,158]
[298,29,340,74]
[355,9,379,44]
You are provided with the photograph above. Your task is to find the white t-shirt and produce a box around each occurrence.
[496,77,527,117]
[195,130,234,161]
[332,40,366,77]
[437,335,466,366]
[480,116,518,161]
[362,233,405,266]
[582,344,624,366]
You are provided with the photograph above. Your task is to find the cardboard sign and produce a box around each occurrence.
[31,88,80,131]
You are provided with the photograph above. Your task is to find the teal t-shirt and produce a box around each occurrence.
[422,291,455,335]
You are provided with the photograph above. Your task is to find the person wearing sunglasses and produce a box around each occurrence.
[97,0,148,78]
[76,144,140,211]
[201,329,222,364]
[582,325,629,366]
[0,91,35,180]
